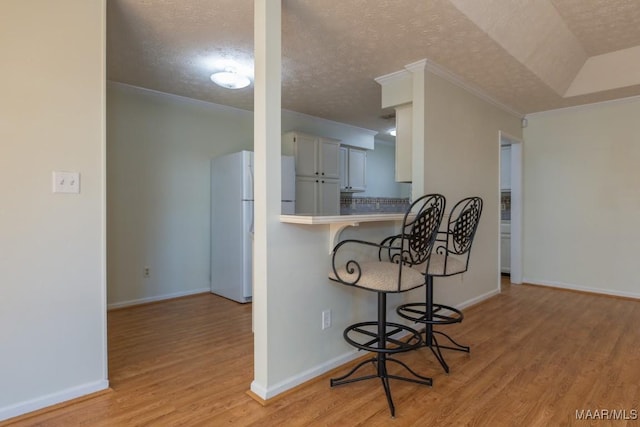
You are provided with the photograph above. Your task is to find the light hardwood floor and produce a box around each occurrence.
[4,279,640,426]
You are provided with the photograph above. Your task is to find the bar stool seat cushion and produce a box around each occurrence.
[329,261,425,293]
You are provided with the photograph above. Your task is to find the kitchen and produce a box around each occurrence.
[107,82,410,308]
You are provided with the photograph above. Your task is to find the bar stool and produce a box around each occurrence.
[396,196,483,373]
[328,194,445,417]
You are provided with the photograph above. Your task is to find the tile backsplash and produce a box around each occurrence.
[501,191,511,220]
[340,195,410,214]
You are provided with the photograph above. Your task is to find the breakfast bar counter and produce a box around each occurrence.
[280,213,407,252]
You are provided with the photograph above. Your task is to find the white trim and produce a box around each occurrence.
[405,59,427,73]
[523,278,640,300]
[374,68,411,86]
[107,288,210,310]
[100,4,109,382]
[250,349,360,400]
[374,59,523,118]
[526,93,640,119]
[0,380,109,422]
[499,132,524,285]
[456,288,501,310]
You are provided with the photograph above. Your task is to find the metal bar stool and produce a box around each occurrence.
[396,196,483,373]
[328,194,445,417]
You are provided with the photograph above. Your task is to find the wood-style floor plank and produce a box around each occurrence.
[3,279,640,426]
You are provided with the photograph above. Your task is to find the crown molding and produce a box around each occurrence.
[374,59,523,118]
[526,93,640,119]
[423,59,523,118]
[374,69,411,86]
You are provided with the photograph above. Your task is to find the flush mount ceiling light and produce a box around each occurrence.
[210,65,251,89]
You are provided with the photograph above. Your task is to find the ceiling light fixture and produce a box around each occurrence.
[388,128,397,136]
[210,65,251,89]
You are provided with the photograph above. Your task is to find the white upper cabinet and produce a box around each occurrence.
[500,145,511,190]
[283,131,341,215]
[284,131,340,179]
[339,146,366,192]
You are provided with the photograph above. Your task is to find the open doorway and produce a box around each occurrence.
[499,132,523,284]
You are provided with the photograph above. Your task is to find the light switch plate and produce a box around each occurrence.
[52,171,80,194]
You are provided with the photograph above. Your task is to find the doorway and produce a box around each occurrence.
[499,132,522,284]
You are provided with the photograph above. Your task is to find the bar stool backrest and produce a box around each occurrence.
[435,196,483,275]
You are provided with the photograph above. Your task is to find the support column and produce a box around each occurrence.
[252,0,281,398]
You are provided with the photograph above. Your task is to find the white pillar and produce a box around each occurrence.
[251,0,281,397]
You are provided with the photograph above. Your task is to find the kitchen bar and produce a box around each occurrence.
[280,213,408,253]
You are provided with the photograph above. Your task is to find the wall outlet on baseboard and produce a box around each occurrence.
[322,309,331,330]
[143,267,150,278]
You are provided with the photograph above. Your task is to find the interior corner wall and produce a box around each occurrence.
[106,83,254,307]
[523,99,640,298]
[0,0,107,421]
[423,71,522,307]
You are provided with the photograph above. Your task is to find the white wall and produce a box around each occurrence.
[523,98,640,298]
[0,1,107,421]
[358,140,411,198]
[107,83,254,307]
[422,71,522,307]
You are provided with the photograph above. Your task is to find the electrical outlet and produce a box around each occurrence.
[322,309,331,330]
[143,267,150,278]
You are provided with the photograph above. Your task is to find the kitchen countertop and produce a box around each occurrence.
[280,213,408,252]
[279,212,408,225]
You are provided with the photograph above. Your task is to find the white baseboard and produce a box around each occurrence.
[522,278,640,300]
[456,288,501,310]
[107,288,210,310]
[0,379,109,422]
[250,349,360,400]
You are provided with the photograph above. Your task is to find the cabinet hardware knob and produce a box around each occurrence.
[322,172,325,175]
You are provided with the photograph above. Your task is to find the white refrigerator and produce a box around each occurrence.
[210,151,295,303]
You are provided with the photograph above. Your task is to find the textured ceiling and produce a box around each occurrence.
[107,0,640,137]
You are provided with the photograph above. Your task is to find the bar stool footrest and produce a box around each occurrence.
[396,302,464,325]
[343,321,424,353]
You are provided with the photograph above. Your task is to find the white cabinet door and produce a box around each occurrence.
[294,133,318,177]
[296,176,339,215]
[339,147,348,191]
[295,176,318,215]
[319,179,340,215]
[319,138,340,179]
[347,148,367,192]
